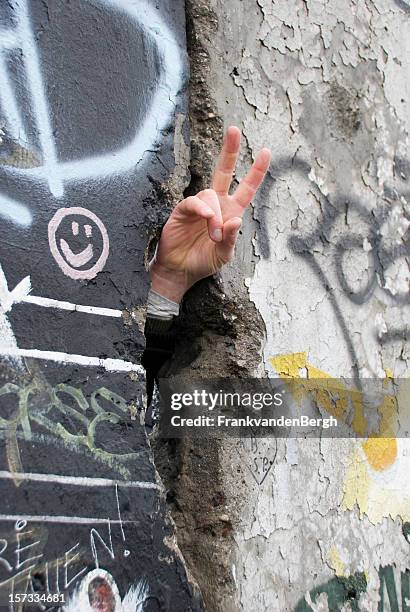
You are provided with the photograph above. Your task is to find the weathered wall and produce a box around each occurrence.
[176,0,410,610]
[0,1,202,609]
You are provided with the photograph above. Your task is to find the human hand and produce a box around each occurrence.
[150,126,271,303]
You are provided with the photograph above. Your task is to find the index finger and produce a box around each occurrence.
[211,126,241,195]
[233,148,271,209]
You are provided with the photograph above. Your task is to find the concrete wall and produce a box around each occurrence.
[2,1,408,610]
[174,0,410,610]
[0,1,202,609]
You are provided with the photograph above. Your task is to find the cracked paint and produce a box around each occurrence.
[197,0,410,609]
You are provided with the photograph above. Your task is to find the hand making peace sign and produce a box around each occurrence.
[150,126,272,302]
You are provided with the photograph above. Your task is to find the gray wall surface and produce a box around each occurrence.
[0,1,201,610]
[2,1,409,610]
[164,0,410,610]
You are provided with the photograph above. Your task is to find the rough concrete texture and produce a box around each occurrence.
[168,0,410,610]
[153,3,268,611]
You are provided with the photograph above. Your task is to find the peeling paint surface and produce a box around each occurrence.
[201,0,410,609]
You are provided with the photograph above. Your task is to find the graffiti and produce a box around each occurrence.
[269,352,400,440]
[295,565,410,611]
[48,208,110,280]
[0,0,181,374]
[269,353,410,522]
[237,435,277,485]
[0,1,200,608]
[257,156,410,382]
[0,348,144,375]
[394,0,410,11]
[0,262,144,374]
[0,0,183,209]
[0,519,149,604]
[295,571,367,611]
[378,565,410,612]
[0,378,148,479]
[63,569,148,611]
[0,193,32,228]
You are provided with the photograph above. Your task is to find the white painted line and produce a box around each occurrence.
[0,51,27,141]
[0,264,123,317]
[0,267,24,369]
[0,30,19,49]
[22,295,123,318]
[16,0,64,197]
[0,515,135,525]
[0,193,32,227]
[7,0,184,191]
[0,347,145,374]
[0,471,160,490]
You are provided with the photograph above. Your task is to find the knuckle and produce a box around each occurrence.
[184,196,196,209]
[203,188,217,199]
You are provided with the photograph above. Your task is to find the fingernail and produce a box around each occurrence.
[212,229,223,242]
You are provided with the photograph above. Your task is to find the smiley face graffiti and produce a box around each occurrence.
[48,207,109,280]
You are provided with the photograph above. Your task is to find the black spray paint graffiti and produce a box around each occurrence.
[394,0,410,12]
[256,156,410,383]
[0,1,202,610]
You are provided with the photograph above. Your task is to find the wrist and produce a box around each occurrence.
[150,264,190,303]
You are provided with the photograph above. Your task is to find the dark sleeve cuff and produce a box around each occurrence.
[142,315,177,379]
[144,316,175,335]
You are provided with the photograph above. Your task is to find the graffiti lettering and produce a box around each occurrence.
[0,522,148,606]
[259,156,410,382]
[0,380,145,478]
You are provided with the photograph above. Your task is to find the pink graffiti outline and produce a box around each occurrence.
[48,207,109,280]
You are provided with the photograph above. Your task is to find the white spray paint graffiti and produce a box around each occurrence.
[63,569,149,612]
[0,262,122,316]
[0,0,183,202]
[0,193,31,227]
[0,2,174,601]
[0,515,129,526]
[0,262,144,374]
[22,296,122,318]
[0,471,160,491]
[14,0,63,197]
[0,51,27,143]
[0,265,24,370]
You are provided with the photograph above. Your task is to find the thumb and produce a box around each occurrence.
[197,189,223,242]
[216,217,242,264]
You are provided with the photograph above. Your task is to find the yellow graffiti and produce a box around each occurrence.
[269,353,408,523]
[328,546,346,577]
[269,352,398,469]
